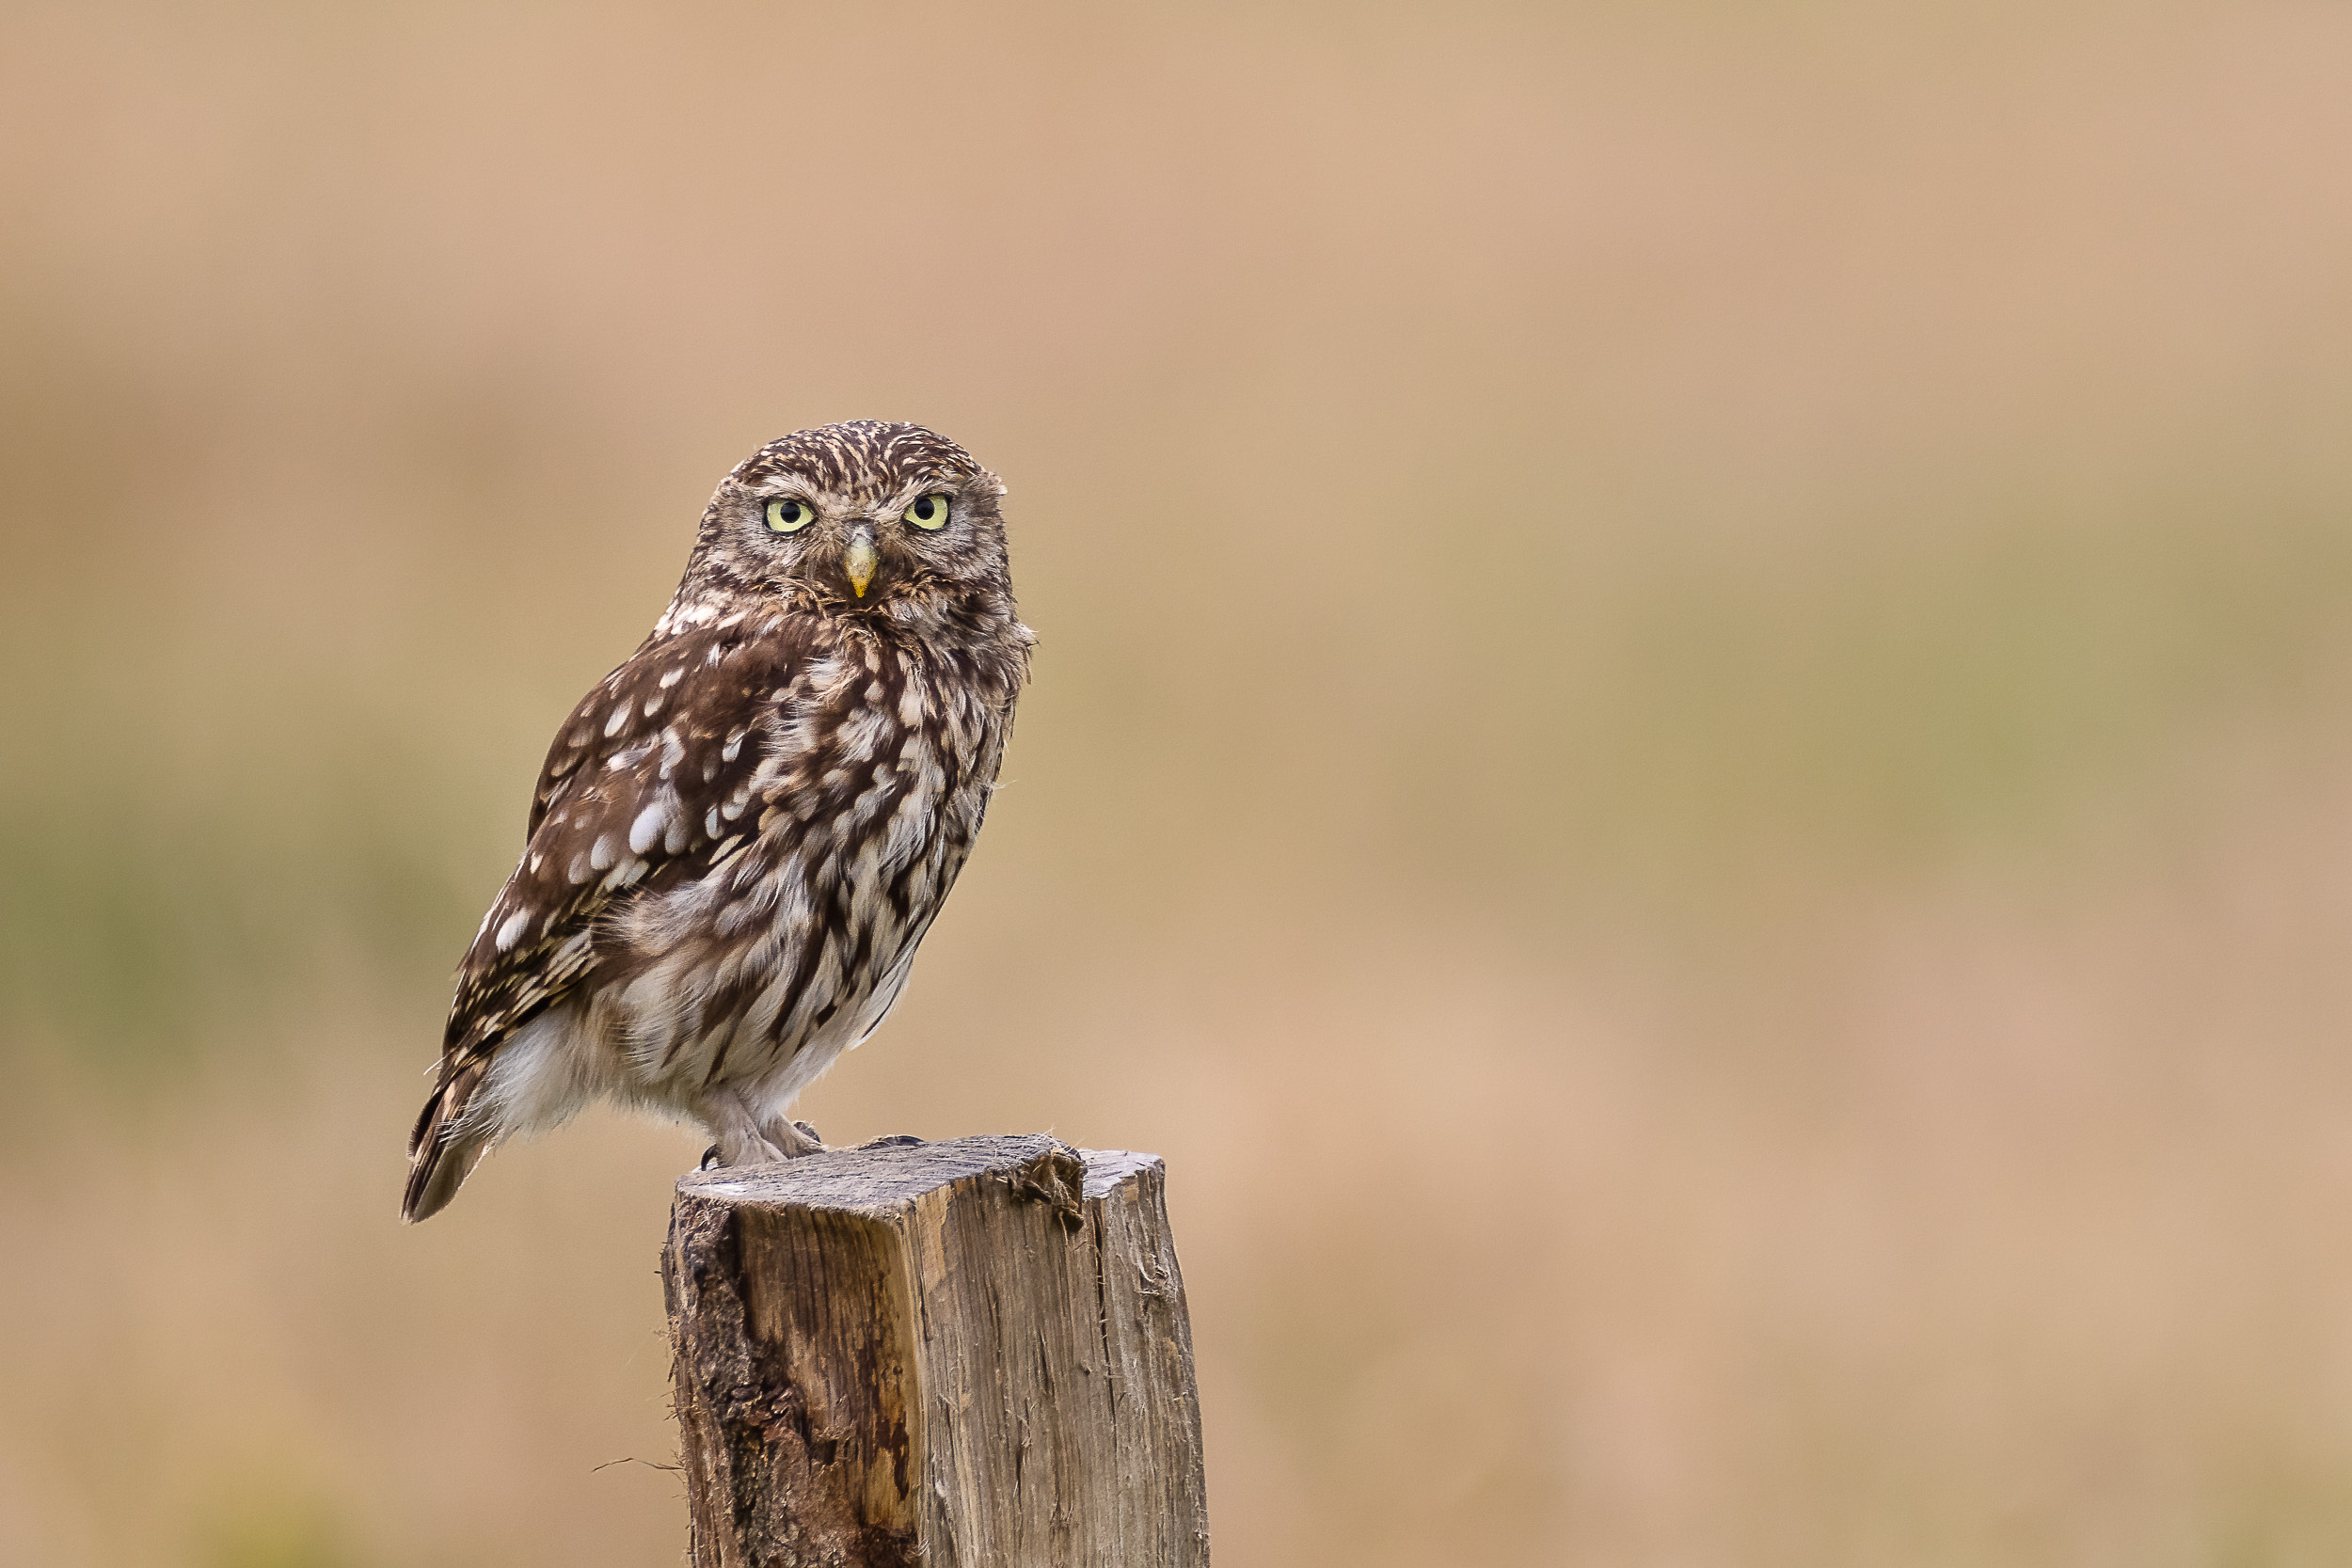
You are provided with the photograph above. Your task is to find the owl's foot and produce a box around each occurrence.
[761,1117,826,1158]
[698,1126,888,1167]
[707,1128,793,1165]
[691,1085,833,1167]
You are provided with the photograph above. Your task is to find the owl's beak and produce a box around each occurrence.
[844,527,879,599]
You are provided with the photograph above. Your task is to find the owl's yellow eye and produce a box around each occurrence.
[904,494,951,531]
[765,498,814,533]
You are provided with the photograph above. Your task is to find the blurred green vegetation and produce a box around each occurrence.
[197,1496,362,1568]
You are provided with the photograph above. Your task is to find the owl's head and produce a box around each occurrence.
[684,420,1016,632]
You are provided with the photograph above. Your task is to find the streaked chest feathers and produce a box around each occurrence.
[597,627,1012,1085]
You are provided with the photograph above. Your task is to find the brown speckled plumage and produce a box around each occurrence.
[404,421,1032,1222]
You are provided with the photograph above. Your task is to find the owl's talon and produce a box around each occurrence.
[771,1118,824,1157]
[699,1144,723,1170]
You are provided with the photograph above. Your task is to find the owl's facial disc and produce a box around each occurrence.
[844,524,879,598]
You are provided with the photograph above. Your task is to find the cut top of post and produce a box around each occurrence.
[675,1132,1108,1217]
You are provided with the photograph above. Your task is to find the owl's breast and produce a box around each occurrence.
[597,637,1014,1088]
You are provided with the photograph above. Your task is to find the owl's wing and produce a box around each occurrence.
[403,616,810,1219]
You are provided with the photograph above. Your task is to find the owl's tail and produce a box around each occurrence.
[403,1060,492,1224]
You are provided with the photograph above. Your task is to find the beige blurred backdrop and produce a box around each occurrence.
[7,3,2352,1564]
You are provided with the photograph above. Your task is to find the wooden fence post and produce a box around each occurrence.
[661,1133,1212,1567]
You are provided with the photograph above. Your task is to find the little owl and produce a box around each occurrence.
[403,421,1032,1222]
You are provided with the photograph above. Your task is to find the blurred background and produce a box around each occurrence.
[6,2,2352,1563]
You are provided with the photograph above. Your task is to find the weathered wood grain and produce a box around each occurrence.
[662,1134,1210,1568]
